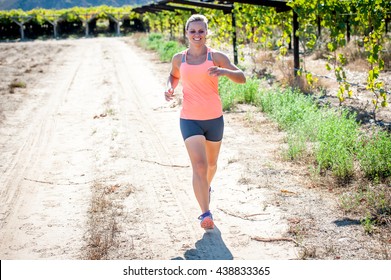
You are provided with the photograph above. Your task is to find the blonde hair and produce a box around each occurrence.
[185,14,208,30]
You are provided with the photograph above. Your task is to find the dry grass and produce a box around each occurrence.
[83,182,135,259]
[286,217,318,259]
[275,58,323,94]
[339,182,391,233]
[254,51,276,66]
[382,40,391,71]
[251,51,276,79]
[84,182,125,260]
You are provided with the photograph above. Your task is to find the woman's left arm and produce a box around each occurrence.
[208,51,246,84]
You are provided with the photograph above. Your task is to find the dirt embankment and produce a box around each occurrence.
[0,37,389,260]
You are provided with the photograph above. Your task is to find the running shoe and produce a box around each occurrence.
[198,210,214,230]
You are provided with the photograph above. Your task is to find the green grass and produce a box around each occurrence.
[139,33,185,62]
[258,87,320,131]
[356,129,391,180]
[219,78,391,183]
[220,78,391,230]
[315,109,359,179]
[256,87,357,178]
[218,76,260,111]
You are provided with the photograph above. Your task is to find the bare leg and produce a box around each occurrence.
[206,140,222,187]
[184,135,222,214]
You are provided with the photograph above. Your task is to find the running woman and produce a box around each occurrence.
[164,14,246,230]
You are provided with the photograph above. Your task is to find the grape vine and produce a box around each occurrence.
[0,1,389,118]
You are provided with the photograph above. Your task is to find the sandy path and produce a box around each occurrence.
[0,37,296,259]
[0,37,387,260]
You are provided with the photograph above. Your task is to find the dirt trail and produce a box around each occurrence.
[0,37,388,260]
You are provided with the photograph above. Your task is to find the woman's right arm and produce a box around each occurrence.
[165,53,181,101]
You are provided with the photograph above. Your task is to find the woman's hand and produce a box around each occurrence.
[164,87,174,101]
[207,66,225,77]
[209,52,246,84]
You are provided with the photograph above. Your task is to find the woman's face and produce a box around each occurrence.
[186,21,207,45]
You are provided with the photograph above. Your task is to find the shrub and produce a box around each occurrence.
[357,129,391,180]
[159,40,182,62]
[219,76,260,111]
[138,33,185,62]
[315,109,359,179]
[257,88,360,180]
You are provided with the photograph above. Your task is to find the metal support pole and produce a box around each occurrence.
[317,16,321,37]
[293,11,300,77]
[231,4,238,65]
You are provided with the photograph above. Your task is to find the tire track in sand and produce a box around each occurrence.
[0,40,94,259]
[86,39,204,259]
[0,48,82,227]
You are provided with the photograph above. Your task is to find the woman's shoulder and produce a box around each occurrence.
[171,51,185,67]
[209,49,228,58]
[172,52,182,60]
[209,49,230,64]
[172,49,187,62]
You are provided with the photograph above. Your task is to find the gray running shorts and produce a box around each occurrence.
[180,115,224,142]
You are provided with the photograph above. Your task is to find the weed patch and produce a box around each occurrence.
[356,129,391,180]
[9,80,26,93]
[219,76,260,111]
[84,182,123,260]
[138,33,185,62]
[340,184,391,234]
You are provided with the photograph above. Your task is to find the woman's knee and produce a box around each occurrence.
[208,162,217,172]
[192,159,208,176]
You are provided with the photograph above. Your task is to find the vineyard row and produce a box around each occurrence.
[0,1,390,116]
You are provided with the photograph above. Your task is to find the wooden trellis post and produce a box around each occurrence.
[44,15,62,39]
[82,13,97,37]
[11,16,33,40]
[106,12,125,36]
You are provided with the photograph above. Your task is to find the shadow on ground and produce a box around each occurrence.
[172,226,233,260]
[333,218,361,227]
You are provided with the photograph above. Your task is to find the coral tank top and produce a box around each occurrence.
[179,48,222,120]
